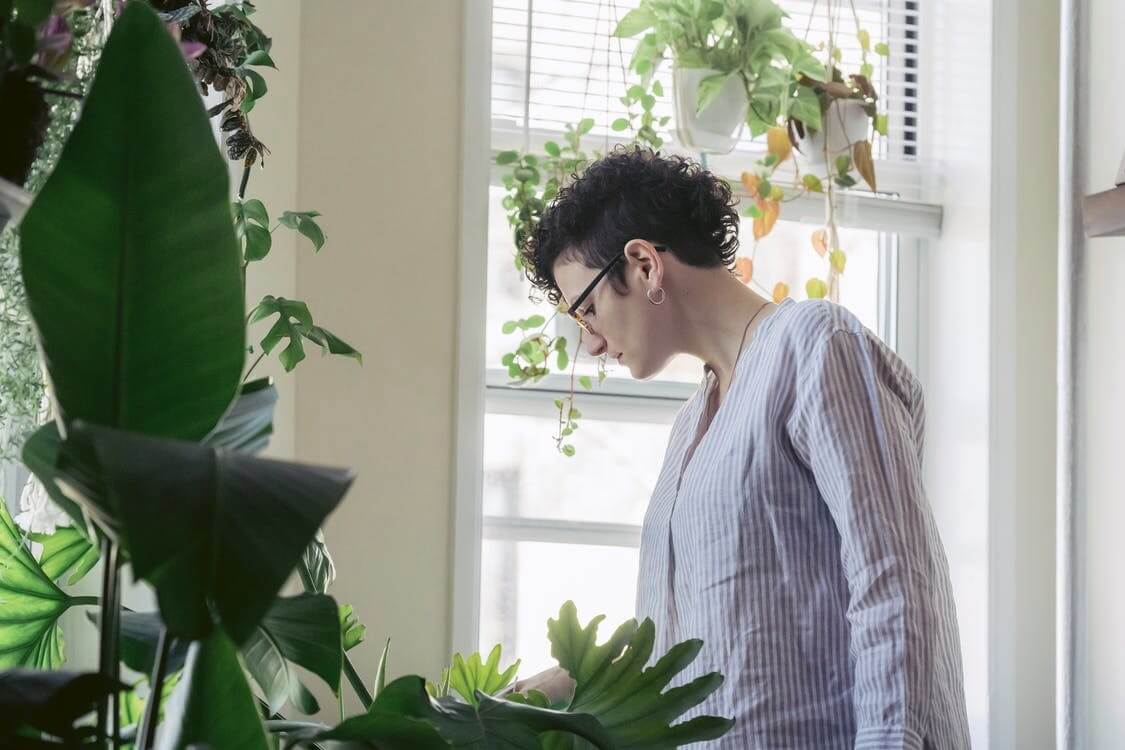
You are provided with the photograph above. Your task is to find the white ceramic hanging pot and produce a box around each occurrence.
[795,98,870,167]
[672,66,747,154]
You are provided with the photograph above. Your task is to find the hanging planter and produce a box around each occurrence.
[794,98,870,167]
[672,66,746,154]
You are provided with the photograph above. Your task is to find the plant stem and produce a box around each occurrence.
[137,627,171,750]
[97,537,121,750]
[343,657,373,711]
[238,163,251,199]
[243,350,266,383]
[296,557,374,710]
[70,595,100,606]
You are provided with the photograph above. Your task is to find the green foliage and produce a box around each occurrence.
[30,526,98,586]
[545,602,733,748]
[0,501,69,669]
[18,0,246,443]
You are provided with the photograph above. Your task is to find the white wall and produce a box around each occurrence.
[923,1,1060,747]
[1080,0,1125,743]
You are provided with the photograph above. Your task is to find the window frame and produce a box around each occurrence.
[452,0,934,656]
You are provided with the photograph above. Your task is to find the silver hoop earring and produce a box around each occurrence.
[646,287,666,305]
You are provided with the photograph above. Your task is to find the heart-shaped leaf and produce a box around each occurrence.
[60,420,353,644]
[18,0,245,442]
[0,502,71,669]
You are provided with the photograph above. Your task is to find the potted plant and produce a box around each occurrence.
[0,5,736,747]
[614,0,826,154]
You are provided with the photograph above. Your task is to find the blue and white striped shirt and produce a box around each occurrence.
[636,297,970,749]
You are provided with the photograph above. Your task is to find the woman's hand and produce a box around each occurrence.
[501,665,576,705]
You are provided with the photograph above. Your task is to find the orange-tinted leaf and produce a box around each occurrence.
[811,229,829,257]
[734,257,753,284]
[740,171,761,195]
[753,199,780,240]
[772,282,789,303]
[766,126,792,163]
[806,278,828,299]
[853,140,877,191]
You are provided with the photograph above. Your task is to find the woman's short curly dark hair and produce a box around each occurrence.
[520,146,741,306]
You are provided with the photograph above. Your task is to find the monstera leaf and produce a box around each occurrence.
[17,0,245,443]
[296,675,610,750]
[543,602,734,749]
[0,502,71,669]
[55,420,353,645]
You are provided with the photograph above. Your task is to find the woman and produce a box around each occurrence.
[509,147,970,749]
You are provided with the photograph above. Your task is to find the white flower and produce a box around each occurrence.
[14,473,70,535]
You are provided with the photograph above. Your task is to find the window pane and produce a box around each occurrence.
[484,413,671,525]
[479,539,639,677]
[487,184,888,387]
[738,218,882,334]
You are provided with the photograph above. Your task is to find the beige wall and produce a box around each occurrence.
[241,0,301,462]
[293,0,465,714]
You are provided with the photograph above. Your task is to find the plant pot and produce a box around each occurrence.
[795,98,870,167]
[672,66,747,154]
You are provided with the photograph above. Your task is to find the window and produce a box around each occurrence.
[459,0,939,674]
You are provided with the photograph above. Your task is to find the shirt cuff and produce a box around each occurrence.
[854,726,925,750]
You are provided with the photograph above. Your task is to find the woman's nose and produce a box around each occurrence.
[582,330,608,358]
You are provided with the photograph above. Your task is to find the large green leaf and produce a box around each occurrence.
[22,422,90,534]
[59,420,354,644]
[0,502,70,669]
[31,526,99,586]
[202,376,278,454]
[17,0,245,442]
[156,630,270,750]
[442,645,520,707]
[544,602,734,749]
[97,595,342,715]
[295,674,613,749]
[0,669,119,742]
[242,593,343,714]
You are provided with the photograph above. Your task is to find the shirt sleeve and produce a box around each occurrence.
[786,328,934,750]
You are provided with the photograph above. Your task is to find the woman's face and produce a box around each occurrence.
[553,242,672,380]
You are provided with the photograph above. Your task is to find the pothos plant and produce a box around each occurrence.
[0,4,734,747]
[735,4,888,305]
[615,0,890,306]
[496,86,670,456]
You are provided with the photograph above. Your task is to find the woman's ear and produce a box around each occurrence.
[623,238,664,290]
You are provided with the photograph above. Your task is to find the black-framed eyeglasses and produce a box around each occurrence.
[565,244,668,335]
